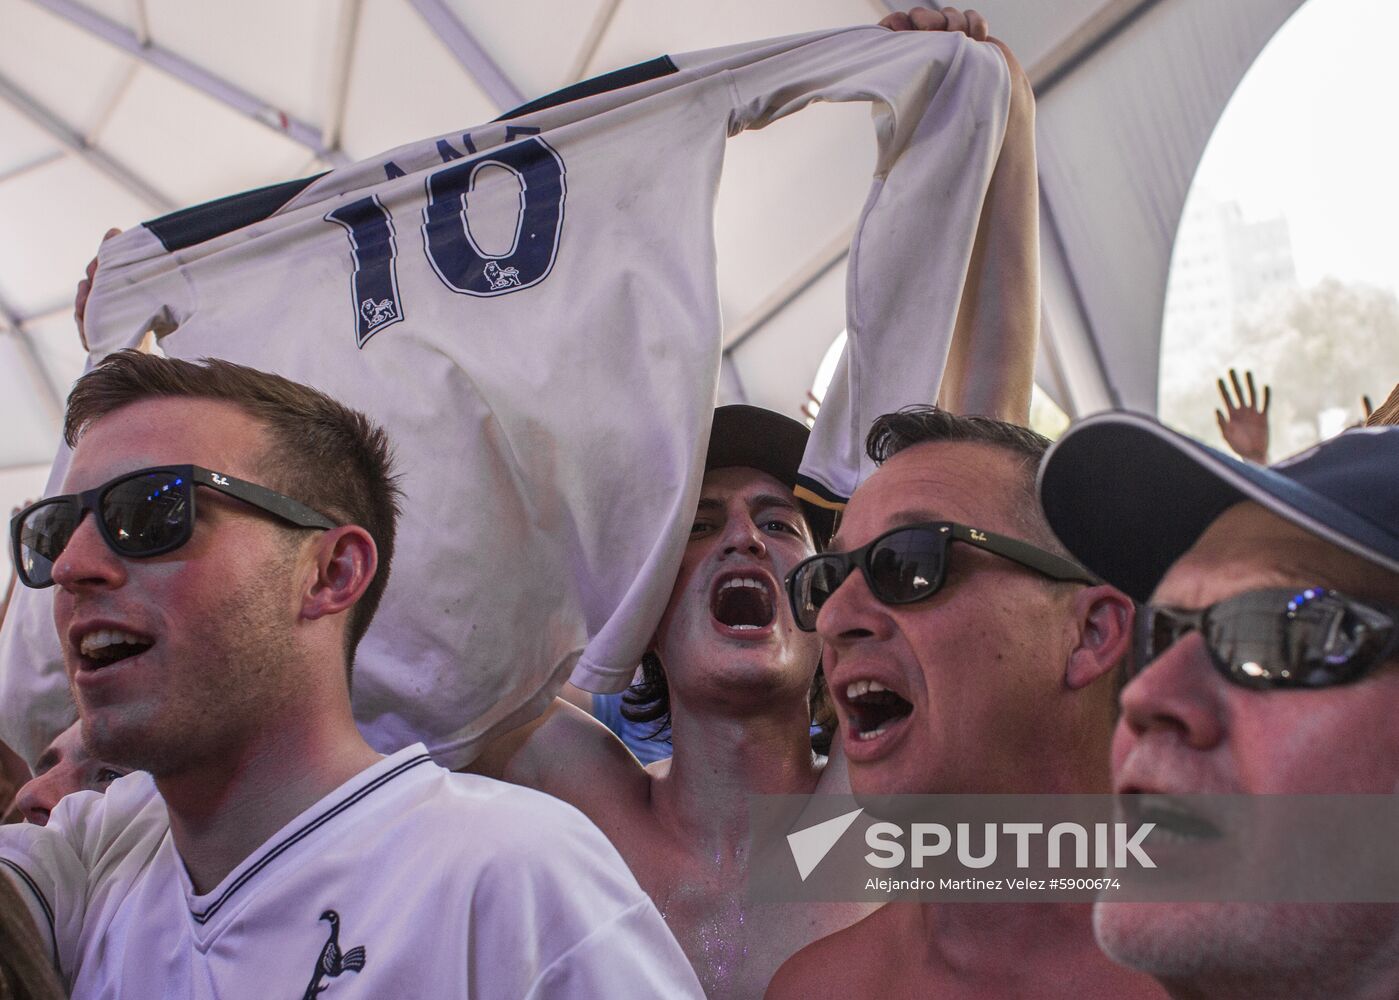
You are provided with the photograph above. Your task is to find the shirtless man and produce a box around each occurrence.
[766,407,1164,1000]
[474,403,868,998]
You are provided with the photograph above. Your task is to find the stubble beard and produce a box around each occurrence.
[78,569,298,780]
[1092,900,1392,993]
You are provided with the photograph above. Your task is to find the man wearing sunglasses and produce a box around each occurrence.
[769,405,1163,999]
[1038,414,1399,1000]
[0,350,702,997]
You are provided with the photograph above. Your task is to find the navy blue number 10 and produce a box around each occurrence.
[327,135,566,348]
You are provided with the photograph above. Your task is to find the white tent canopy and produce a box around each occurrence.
[0,0,1305,521]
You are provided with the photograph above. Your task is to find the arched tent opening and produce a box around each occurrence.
[1157,0,1399,461]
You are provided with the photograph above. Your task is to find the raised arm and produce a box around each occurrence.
[938,30,1038,422]
[463,696,649,817]
[877,9,1038,422]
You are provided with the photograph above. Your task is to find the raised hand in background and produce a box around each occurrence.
[1216,368,1270,463]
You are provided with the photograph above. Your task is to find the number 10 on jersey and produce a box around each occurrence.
[325,135,567,347]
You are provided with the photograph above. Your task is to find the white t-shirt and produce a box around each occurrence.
[0,26,1010,768]
[0,745,702,999]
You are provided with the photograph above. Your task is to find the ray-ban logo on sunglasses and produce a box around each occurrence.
[969,529,988,542]
[211,474,229,486]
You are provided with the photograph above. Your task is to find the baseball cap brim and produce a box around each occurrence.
[1038,411,1399,602]
[706,404,836,545]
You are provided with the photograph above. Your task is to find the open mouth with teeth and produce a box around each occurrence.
[843,680,914,741]
[710,574,776,631]
[78,628,155,669]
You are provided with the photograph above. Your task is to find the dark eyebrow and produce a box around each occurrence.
[34,748,60,775]
[751,493,800,514]
[830,512,944,553]
[696,493,801,516]
[888,511,943,528]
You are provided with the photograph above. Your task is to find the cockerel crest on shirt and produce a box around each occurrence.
[301,909,366,999]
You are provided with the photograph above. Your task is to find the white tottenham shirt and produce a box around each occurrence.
[0,745,704,998]
[0,26,1010,768]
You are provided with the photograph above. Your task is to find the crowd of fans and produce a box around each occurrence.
[2,6,1398,1000]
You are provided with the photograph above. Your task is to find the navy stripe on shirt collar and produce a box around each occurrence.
[190,752,432,925]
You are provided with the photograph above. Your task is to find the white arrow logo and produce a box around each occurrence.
[787,808,864,881]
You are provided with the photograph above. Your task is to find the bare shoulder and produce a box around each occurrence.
[465,698,651,817]
[766,906,894,999]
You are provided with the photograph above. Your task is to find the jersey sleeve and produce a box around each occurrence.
[0,798,100,984]
[84,226,198,358]
[465,797,703,999]
[0,772,165,986]
[522,899,703,1000]
[713,26,1013,505]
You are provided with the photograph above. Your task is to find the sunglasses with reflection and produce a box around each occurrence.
[1133,586,1399,690]
[785,521,1097,631]
[11,465,336,589]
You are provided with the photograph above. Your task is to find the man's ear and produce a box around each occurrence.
[1064,585,1133,690]
[301,526,377,623]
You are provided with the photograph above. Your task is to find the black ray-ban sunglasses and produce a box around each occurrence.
[1134,587,1399,690]
[10,465,337,589]
[785,521,1098,632]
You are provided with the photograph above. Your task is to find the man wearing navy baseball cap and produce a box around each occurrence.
[1039,414,1399,1000]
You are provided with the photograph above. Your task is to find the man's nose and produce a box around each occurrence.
[1118,631,1227,751]
[15,771,63,826]
[721,516,767,558]
[50,511,127,593]
[816,565,894,645]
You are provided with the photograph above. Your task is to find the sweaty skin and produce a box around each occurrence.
[473,467,873,998]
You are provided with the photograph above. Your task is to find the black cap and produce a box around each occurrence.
[706,404,836,545]
[1038,411,1399,602]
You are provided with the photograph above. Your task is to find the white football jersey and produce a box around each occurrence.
[0,26,1010,768]
[0,745,703,998]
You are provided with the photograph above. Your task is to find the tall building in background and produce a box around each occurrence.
[1158,186,1313,455]
[1163,188,1292,352]
[1162,189,1298,349]
[1227,205,1297,306]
